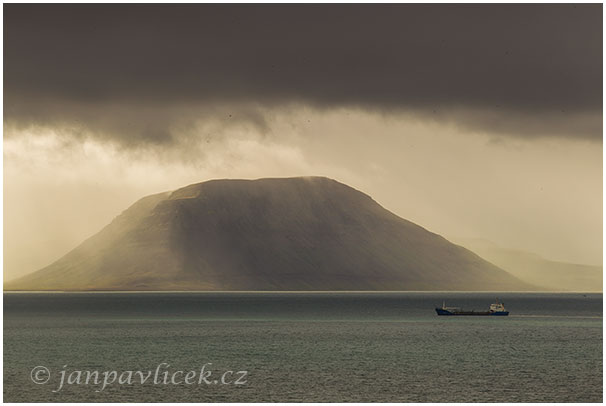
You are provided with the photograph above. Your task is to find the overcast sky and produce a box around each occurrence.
[4,4,602,281]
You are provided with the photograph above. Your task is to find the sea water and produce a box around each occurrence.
[3,292,602,402]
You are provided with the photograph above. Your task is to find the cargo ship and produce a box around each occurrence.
[435,299,509,316]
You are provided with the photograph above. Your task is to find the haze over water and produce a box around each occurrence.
[4,292,602,402]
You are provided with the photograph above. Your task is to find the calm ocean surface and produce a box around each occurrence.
[3,292,602,402]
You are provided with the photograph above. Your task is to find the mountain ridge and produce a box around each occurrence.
[454,237,602,292]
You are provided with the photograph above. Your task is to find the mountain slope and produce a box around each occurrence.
[6,177,532,291]
[454,238,602,292]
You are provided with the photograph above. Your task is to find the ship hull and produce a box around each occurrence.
[435,308,509,316]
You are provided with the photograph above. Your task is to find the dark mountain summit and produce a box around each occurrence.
[6,177,532,291]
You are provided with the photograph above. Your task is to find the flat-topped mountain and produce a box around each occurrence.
[6,177,532,291]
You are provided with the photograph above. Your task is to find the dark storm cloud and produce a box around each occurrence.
[4,3,602,142]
